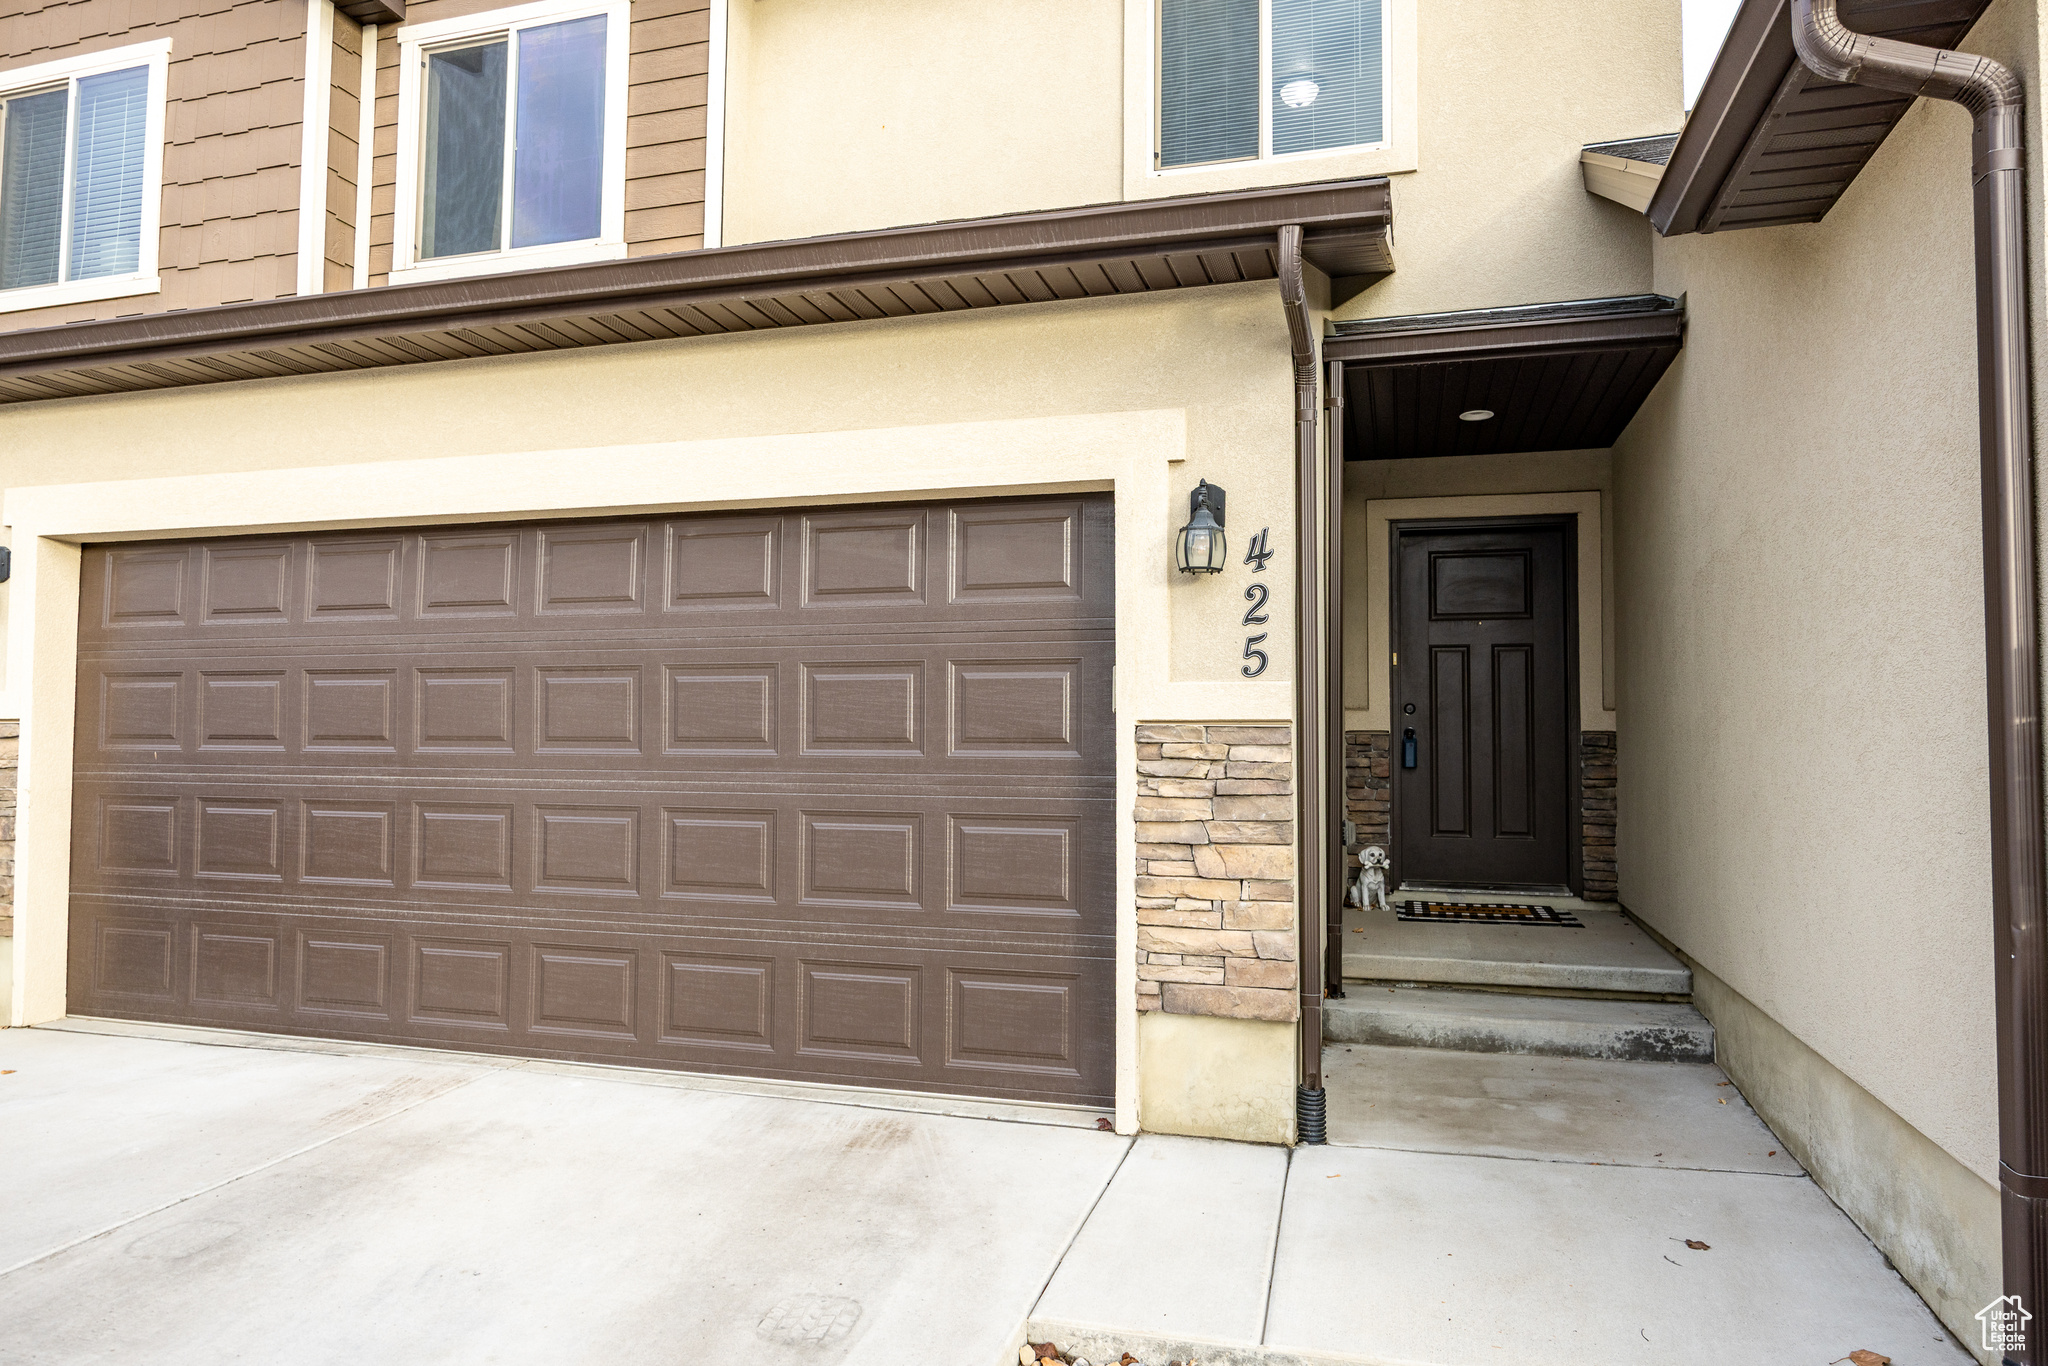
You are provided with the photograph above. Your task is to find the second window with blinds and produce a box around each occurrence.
[1159,0,1387,168]
[392,0,629,284]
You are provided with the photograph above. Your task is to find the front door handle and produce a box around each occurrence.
[1402,726,1417,769]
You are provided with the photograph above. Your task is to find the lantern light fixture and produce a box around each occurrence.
[1176,479,1228,575]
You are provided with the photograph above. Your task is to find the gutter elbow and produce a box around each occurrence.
[1277,225,1318,394]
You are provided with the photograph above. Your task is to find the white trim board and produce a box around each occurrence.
[297,0,337,296]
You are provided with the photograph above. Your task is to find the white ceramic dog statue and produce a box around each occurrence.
[1349,845,1392,913]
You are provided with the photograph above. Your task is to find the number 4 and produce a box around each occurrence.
[1244,528,1274,573]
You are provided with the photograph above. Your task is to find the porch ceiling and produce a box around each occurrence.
[1323,295,1684,461]
[1649,0,1992,236]
[0,181,1391,405]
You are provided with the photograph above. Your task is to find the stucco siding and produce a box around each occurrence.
[1610,8,2025,1185]
[1330,0,1678,322]
[0,0,306,329]
[721,0,1124,246]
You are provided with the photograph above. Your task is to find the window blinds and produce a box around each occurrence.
[1159,0,1258,168]
[68,66,150,280]
[1271,0,1383,155]
[0,88,68,291]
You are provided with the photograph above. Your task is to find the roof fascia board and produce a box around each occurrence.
[0,180,1390,378]
[1649,0,1795,236]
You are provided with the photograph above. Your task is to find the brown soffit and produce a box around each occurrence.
[0,180,1391,406]
[1650,0,1991,236]
[336,0,405,23]
[1325,294,1683,460]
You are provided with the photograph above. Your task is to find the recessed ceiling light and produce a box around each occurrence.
[1459,408,1495,422]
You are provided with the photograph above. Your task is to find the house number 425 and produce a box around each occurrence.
[1240,527,1273,677]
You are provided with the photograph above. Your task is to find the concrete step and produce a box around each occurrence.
[1323,985,1715,1063]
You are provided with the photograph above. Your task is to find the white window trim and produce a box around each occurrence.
[0,39,170,316]
[1121,0,1416,201]
[389,0,630,286]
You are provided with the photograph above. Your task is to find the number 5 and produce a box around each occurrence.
[1241,633,1269,678]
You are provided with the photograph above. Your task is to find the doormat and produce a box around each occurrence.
[1396,900,1582,927]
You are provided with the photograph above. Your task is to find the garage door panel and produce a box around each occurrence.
[78,646,1111,777]
[72,784,1114,932]
[79,501,1113,644]
[70,901,1115,1102]
[71,496,1116,1104]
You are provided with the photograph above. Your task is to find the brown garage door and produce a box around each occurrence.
[67,495,1115,1105]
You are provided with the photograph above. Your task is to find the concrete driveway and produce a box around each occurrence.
[0,1022,1123,1365]
[2,1022,1975,1366]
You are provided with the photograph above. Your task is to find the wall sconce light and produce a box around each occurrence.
[1176,479,1228,575]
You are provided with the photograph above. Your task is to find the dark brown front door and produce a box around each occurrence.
[67,495,1115,1105]
[1393,518,1574,891]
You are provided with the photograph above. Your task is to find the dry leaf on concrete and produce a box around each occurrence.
[1685,1240,1710,1250]
[1829,1352,1891,1366]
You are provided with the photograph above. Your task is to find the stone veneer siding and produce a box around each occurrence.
[1134,723,1297,1022]
[1581,730,1617,901]
[1343,730,1391,870]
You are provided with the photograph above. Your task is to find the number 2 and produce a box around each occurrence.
[1242,582,1269,626]
[1241,633,1269,678]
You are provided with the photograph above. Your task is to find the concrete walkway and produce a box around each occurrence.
[1029,1045,1973,1366]
[1,1022,1973,1365]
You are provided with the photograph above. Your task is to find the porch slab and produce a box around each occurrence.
[1034,1134,1288,1342]
[1342,899,1690,995]
[0,1025,1128,1365]
[1323,984,1714,1062]
[1264,1145,1969,1365]
[1322,1043,1805,1174]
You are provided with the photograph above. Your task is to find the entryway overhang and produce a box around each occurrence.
[0,180,1392,405]
[1323,294,1685,460]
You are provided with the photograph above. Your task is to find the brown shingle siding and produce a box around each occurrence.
[3,0,713,326]
[324,13,360,290]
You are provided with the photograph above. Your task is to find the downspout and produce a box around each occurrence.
[1279,225,1332,1142]
[1791,1,2047,1350]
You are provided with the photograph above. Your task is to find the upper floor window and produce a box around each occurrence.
[0,40,167,313]
[1158,0,1385,168]
[393,0,628,283]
